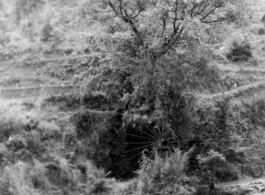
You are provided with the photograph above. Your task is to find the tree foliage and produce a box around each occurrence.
[70,0,239,179]
[82,0,230,146]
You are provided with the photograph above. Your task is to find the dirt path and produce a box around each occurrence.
[196,80,265,101]
[0,52,103,66]
[0,85,81,99]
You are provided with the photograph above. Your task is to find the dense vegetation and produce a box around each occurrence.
[1,0,265,195]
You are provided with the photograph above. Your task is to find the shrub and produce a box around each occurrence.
[62,130,78,159]
[5,136,27,152]
[71,110,115,138]
[0,162,39,195]
[241,97,265,128]
[37,121,61,140]
[81,91,117,110]
[28,160,50,190]
[3,131,42,163]
[23,115,39,132]
[0,111,25,142]
[258,28,265,35]
[23,131,42,158]
[0,143,10,167]
[40,22,53,43]
[45,157,78,187]
[261,14,265,25]
[197,150,227,190]
[214,164,238,182]
[226,0,252,27]
[21,101,35,111]
[136,150,198,195]
[40,95,81,112]
[226,38,252,62]
[84,161,112,194]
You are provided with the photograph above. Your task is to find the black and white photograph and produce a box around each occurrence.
[0,0,264,194]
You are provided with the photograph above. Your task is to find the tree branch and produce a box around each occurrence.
[107,1,144,46]
[155,23,184,59]
[200,1,226,21]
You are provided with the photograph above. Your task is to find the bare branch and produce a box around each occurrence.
[155,23,184,60]
[200,1,226,21]
[188,3,200,17]
[107,1,144,46]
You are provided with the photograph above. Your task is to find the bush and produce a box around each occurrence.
[214,164,238,182]
[81,91,118,111]
[40,94,81,112]
[45,157,78,187]
[258,28,265,35]
[24,131,42,156]
[0,112,25,142]
[62,130,78,159]
[23,115,39,132]
[28,160,50,190]
[71,110,115,138]
[37,121,61,140]
[0,162,43,195]
[198,150,227,190]
[84,161,112,194]
[5,136,27,152]
[136,150,198,195]
[226,38,252,62]
[261,14,265,25]
[40,22,53,43]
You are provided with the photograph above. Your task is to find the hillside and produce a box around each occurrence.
[1,0,265,195]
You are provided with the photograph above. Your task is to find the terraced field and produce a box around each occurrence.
[1,1,265,194]
[0,2,264,102]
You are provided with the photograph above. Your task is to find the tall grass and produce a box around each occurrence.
[0,162,43,195]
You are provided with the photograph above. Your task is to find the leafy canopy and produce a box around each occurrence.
[81,0,231,149]
[83,0,230,99]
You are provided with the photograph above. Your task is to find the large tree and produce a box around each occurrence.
[83,0,230,142]
[75,0,238,178]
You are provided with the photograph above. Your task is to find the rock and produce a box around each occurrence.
[249,181,263,185]
[220,179,265,195]
[237,189,252,195]
[257,185,265,193]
